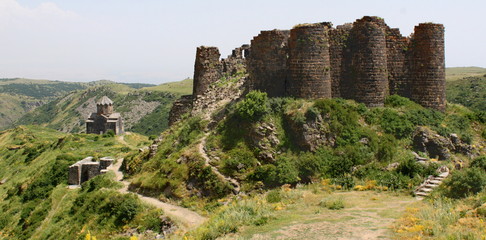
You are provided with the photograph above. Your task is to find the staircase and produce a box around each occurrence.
[414,166,450,199]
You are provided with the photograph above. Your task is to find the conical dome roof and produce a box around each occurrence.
[97,96,113,105]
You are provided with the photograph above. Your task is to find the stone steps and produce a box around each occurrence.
[414,166,450,199]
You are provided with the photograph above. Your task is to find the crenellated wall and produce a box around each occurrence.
[287,23,332,99]
[409,23,446,111]
[247,30,290,97]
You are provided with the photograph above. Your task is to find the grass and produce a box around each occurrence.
[142,78,193,95]
[215,189,415,240]
[393,192,486,239]
[0,125,162,239]
[445,67,486,81]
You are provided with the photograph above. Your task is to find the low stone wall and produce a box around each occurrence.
[68,156,114,185]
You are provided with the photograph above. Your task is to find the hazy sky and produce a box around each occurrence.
[1,0,484,84]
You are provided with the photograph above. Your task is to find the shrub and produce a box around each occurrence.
[385,95,413,107]
[319,196,345,210]
[470,156,486,171]
[396,157,424,178]
[235,90,268,121]
[444,168,486,198]
[103,130,115,138]
[380,109,414,138]
[266,189,282,203]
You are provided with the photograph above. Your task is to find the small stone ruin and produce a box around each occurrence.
[68,156,114,185]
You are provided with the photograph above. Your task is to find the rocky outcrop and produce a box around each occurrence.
[412,126,473,160]
[249,122,280,162]
[285,113,336,151]
[412,126,453,160]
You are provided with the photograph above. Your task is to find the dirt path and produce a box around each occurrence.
[198,133,240,193]
[107,159,207,230]
[222,191,417,240]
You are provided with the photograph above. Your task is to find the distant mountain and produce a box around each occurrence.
[14,79,192,136]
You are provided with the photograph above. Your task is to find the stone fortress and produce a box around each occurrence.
[169,16,445,124]
[86,96,124,135]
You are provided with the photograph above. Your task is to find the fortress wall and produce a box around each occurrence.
[328,24,352,98]
[168,95,194,126]
[222,45,249,76]
[409,23,446,111]
[386,28,410,97]
[344,16,388,107]
[192,46,222,97]
[287,23,332,99]
[247,30,290,97]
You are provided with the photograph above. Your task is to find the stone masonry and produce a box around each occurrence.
[409,23,446,111]
[287,23,333,99]
[68,156,114,185]
[169,16,446,125]
[86,96,124,135]
[344,16,388,107]
[247,30,290,97]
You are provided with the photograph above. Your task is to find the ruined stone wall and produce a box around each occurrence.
[386,28,410,97]
[193,46,222,97]
[247,30,290,97]
[168,95,193,126]
[287,23,332,99]
[222,45,249,76]
[344,16,388,107]
[409,23,446,111]
[328,24,352,98]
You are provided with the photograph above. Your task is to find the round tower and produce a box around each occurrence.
[287,23,332,99]
[345,16,388,107]
[96,96,113,115]
[409,23,445,111]
[247,30,290,97]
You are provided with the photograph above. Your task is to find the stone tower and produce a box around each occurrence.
[287,23,332,99]
[344,16,388,107]
[96,96,114,115]
[193,46,222,97]
[247,30,290,97]
[409,23,446,111]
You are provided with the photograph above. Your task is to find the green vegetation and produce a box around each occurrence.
[124,88,484,239]
[445,67,486,81]
[0,125,169,239]
[141,78,193,95]
[446,75,486,112]
[16,83,179,136]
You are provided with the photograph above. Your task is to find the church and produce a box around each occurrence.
[86,96,124,135]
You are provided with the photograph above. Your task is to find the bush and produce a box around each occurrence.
[444,168,486,198]
[470,156,486,171]
[266,189,282,203]
[235,90,268,121]
[385,95,413,107]
[319,196,345,210]
[103,130,115,138]
[380,109,414,138]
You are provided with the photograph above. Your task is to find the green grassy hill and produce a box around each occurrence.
[121,90,485,239]
[445,67,486,82]
[12,79,193,136]
[0,125,173,239]
[0,78,155,131]
[446,75,486,112]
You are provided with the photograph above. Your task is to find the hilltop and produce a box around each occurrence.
[0,78,154,131]
[12,79,192,136]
